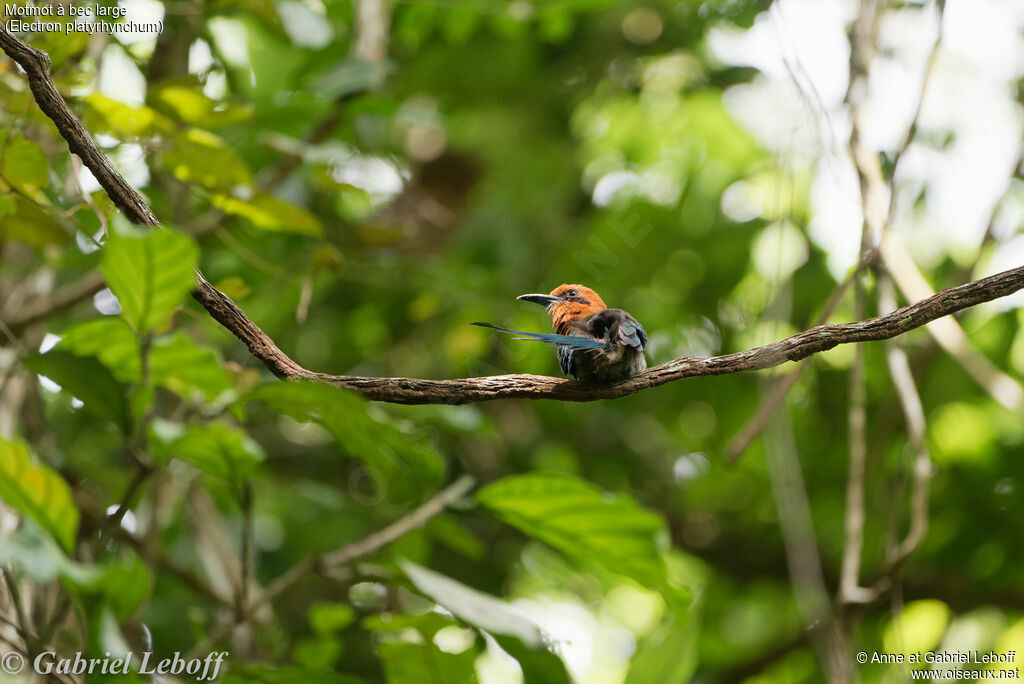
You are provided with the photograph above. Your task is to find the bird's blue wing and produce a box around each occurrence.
[619,317,646,351]
[471,322,605,350]
[602,310,646,351]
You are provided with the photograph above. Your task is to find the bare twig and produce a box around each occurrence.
[879,273,931,567]
[237,482,253,621]
[81,503,235,610]
[881,234,1024,411]
[836,0,947,609]
[837,278,877,606]
[763,408,847,681]
[106,463,152,528]
[884,0,944,216]
[4,271,105,336]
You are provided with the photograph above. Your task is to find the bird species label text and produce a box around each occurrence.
[4,4,163,35]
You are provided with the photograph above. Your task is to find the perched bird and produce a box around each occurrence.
[473,284,647,382]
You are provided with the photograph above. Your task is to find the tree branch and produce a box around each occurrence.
[3,29,1023,406]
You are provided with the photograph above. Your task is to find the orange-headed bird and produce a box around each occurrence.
[473,284,647,382]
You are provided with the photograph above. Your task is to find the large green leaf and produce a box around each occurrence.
[377,642,478,684]
[80,93,172,138]
[244,382,444,499]
[211,192,323,236]
[0,524,99,584]
[58,317,141,382]
[150,333,235,401]
[1,136,48,193]
[312,59,389,100]
[59,320,234,401]
[625,592,702,684]
[24,349,129,429]
[1,195,69,246]
[400,560,572,683]
[100,224,199,333]
[0,437,79,552]
[149,420,264,484]
[161,128,252,190]
[478,473,668,585]
[63,549,152,621]
[368,612,480,684]
[152,85,254,128]
[400,560,544,647]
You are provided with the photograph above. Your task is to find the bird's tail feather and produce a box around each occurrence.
[471,322,604,350]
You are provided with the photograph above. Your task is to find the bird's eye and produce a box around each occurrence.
[566,289,579,297]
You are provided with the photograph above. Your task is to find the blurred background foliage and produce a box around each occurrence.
[0,0,1023,682]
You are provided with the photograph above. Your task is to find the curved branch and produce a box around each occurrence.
[4,29,1024,405]
[194,265,1024,404]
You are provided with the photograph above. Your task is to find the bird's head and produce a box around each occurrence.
[517,284,607,333]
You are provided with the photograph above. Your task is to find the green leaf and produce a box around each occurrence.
[399,560,574,683]
[377,641,478,684]
[0,524,99,584]
[400,560,544,648]
[931,401,998,465]
[161,128,252,190]
[292,636,343,670]
[80,94,172,138]
[478,473,668,585]
[211,192,323,237]
[625,598,701,684]
[99,552,152,620]
[150,421,264,484]
[883,599,951,655]
[309,602,357,634]
[63,550,152,621]
[1,136,48,191]
[244,382,444,499]
[60,321,233,401]
[0,195,69,246]
[100,225,199,333]
[152,85,254,128]
[312,59,390,100]
[220,665,367,684]
[0,437,79,552]
[150,333,235,401]
[58,317,141,383]
[370,612,480,684]
[24,350,129,429]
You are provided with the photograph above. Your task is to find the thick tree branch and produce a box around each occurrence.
[3,29,1023,405]
[194,266,1024,404]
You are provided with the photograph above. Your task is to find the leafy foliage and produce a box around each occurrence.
[478,473,669,586]
[0,438,79,552]
[99,224,199,332]
[1,0,1022,682]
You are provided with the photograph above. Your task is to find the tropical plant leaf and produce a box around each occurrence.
[0,437,79,552]
[99,224,199,333]
[24,350,129,429]
[149,420,264,484]
[478,473,668,585]
[211,192,323,236]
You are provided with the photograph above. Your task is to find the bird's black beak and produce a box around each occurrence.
[517,293,559,307]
